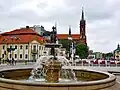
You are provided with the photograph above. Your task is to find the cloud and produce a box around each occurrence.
[0,0,120,52]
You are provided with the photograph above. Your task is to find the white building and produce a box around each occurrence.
[0,27,49,61]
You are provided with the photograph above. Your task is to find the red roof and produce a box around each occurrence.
[1,28,39,35]
[0,28,45,44]
[57,34,80,40]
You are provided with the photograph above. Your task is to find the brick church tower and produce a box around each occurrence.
[79,8,87,45]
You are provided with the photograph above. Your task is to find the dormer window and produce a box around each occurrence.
[2,38,7,42]
[15,37,20,40]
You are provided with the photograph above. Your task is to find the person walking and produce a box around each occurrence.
[14,59,17,65]
[12,58,14,65]
[6,58,10,65]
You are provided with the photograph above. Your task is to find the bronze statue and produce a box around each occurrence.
[50,26,56,43]
[50,26,57,59]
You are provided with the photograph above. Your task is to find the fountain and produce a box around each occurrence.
[29,26,76,83]
[0,26,116,90]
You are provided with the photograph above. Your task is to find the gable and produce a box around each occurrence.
[30,40,40,44]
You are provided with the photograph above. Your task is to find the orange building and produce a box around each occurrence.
[57,9,87,45]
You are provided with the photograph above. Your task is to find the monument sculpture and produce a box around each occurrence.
[42,26,62,82]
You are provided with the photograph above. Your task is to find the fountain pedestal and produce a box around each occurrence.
[42,59,61,83]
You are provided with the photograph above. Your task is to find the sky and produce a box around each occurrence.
[0,0,120,53]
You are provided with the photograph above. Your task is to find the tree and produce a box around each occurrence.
[102,52,113,59]
[76,44,89,59]
[105,52,113,57]
[58,39,70,51]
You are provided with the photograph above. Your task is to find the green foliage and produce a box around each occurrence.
[58,39,70,51]
[102,52,113,59]
[76,44,89,59]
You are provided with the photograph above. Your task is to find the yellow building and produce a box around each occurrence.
[0,26,48,62]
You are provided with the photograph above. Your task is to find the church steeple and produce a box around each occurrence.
[81,7,84,20]
[68,25,72,40]
[117,44,120,49]
[79,7,87,45]
[69,25,71,37]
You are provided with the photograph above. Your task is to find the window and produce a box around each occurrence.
[10,54,12,58]
[20,54,22,58]
[15,54,17,58]
[39,55,41,57]
[39,46,41,50]
[2,54,4,58]
[15,45,17,49]
[4,51,6,55]
[33,45,36,49]
[20,45,22,49]
[43,47,44,50]
[3,45,5,49]
[26,45,28,49]
[25,54,28,59]
[10,45,12,48]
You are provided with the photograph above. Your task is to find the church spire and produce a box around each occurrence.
[81,7,84,20]
[68,25,72,40]
[69,25,71,37]
[117,44,120,49]
[79,7,87,45]
[55,22,57,33]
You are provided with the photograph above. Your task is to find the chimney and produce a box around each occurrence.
[26,26,29,29]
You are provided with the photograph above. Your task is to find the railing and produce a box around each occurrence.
[74,60,120,67]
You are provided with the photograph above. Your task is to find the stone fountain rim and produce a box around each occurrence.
[0,67,116,87]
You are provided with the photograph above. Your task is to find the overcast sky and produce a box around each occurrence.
[0,0,120,53]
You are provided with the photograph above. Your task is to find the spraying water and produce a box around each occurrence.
[29,56,77,83]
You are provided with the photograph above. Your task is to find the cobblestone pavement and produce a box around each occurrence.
[101,75,120,90]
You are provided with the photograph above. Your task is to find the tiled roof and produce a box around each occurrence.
[0,28,45,44]
[1,28,39,35]
[57,34,80,40]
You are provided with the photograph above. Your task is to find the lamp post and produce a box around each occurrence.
[71,42,76,66]
[68,36,72,61]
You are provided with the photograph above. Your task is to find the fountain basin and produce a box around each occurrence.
[0,67,116,90]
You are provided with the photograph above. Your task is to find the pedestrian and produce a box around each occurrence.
[12,58,14,65]
[2,59,4,64]
[14,59,17,65]
[6,58,10,65]
[25,60,27,65]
